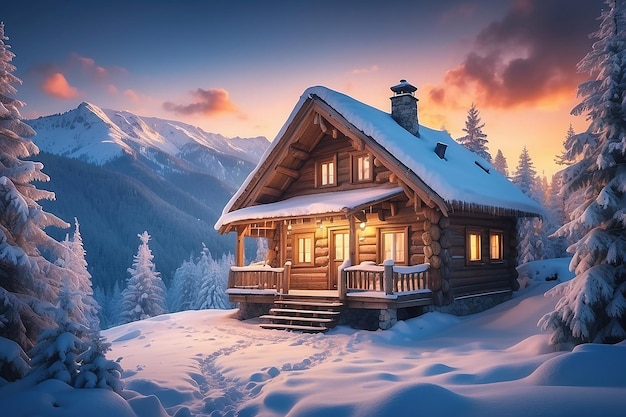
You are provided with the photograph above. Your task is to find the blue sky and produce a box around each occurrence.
[2,0,605,177]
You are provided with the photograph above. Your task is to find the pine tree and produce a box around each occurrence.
[195,244,231,310]
[539,0,626,346]
[554,124,577,166]
[28,277,86,384]
[57,218,100,329]
[493,149,509,177]
[74,329,123,393]
[512,146,543,264]
[108,281,123,327]
[120,232,167,324]
[0,22,75,356]
[456,103,491,161]
[544,174,568,259]
[168,255,199,312]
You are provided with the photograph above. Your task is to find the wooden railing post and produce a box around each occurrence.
[383,259,394,295]
[338,259,350,301]
[282,261,291,295]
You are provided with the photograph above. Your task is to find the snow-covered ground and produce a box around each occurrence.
[2,258,626,416]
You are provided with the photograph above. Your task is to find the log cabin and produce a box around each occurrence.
[215,81,542,331]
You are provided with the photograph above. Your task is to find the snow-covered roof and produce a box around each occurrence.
[215,186,403,229]
[216,86,542,230]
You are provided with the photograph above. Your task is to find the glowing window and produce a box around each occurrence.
[467,229,482,263]
[317,156,337,187]
[334,233,350,260]
[295,234,313,265]
[380,229,407,264]
[490,230,503,261]
[353,154,372,182]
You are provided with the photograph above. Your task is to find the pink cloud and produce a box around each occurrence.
[163,88,240,117]
[40,72,79,99]
[124,89,140,102]
[69,53,127,80]
[350,65,379,75]
[429,0,602,110]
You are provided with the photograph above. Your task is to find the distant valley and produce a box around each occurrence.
[26,103,269,291]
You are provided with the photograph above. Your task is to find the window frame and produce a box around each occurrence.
[489,229,504,262]
[378,226,409,265]
[316,154,337,188]
[351,152,373,183]
[466,227,483,265]
[293,232,315,266]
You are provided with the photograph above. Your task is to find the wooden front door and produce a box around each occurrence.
[329,229,350,289]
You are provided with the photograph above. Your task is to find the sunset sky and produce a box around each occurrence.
[3,0,605,178]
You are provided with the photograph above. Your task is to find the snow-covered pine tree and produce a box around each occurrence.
[28,277,86,384]
[554,124,577,166]
[195,244,231,310]
[456,103,492,162]
[512,146,538,196]
[92,285,110,329]
[512,146,544,264]
[0,22,75,356]
[543,174,568,259]
[0,336,30,383]
[539,0,626,346]
[255,238,269,263]
[493,149,509,177]
[74,329,123,393]
[57,218,100,330]
[120,231,167,324]
[107,280,123,327]
[168,255,199,313]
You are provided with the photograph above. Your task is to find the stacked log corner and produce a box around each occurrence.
[421,206,452,306]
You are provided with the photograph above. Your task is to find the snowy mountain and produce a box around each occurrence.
[24,104,269,293]
[27,102,269,188]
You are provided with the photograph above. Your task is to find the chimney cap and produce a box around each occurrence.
[390,79,417,95]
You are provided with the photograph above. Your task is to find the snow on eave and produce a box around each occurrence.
[305,86,543,217]
[215,186,404,231]
[215,92,316,228]
[216,86,543,231]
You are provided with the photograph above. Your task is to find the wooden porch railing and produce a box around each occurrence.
[339,260,430,300]
[228,261,292,294]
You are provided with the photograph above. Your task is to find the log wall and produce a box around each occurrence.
[446,213,518,297]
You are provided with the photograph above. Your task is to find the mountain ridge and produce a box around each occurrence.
[24,103,269,292]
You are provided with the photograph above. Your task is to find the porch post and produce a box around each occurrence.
[384,259,394,295]
[349,214,358,265]
[235,225,247,266]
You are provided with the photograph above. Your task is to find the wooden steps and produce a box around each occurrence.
[259,298,344,332]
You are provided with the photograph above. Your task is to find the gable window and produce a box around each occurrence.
[466,228,482,264]
[294,233,314,265]
[379,227,407,264]
[316,155,337,187]
[352,153,373,183]
[490,230,503,262]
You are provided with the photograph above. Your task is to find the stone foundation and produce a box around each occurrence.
[339,306,428,330]
[435,291,512,316]
[236,302,272,320]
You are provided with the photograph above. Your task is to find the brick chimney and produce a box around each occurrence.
[390,79,419,137]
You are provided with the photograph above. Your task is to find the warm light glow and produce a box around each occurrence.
[490,231,503,260]
[360,222,366,230]
[469,232,481,261]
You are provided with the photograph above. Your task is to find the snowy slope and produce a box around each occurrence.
[26,103,269,167]
[2,259,625,417]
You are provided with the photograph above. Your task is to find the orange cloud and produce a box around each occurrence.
[429,0,602,111]
[41,72,79,99]
[163,88,240,117]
